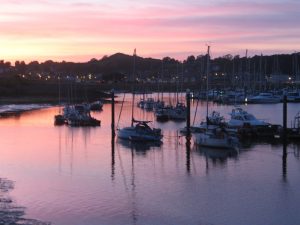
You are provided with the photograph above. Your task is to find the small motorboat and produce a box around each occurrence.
[227,107,268,128]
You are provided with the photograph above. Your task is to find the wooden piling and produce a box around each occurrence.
[111,89,115,138]
[111,135,115,181]
[283,95,287,141]
[282,94,287,181]
[186,89,191,140]
[186,89,191,173]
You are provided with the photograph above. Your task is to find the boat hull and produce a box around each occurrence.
[194,132,237,149]
[117,127,162,142]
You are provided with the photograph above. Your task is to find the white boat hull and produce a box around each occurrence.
[228,119,268,127]
[194,132,237,149]
[117,126,162,142]
[248,93,281,104]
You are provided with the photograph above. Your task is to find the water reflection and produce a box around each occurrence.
[185,137,192,174]
[194,145,239,167]
[111,136,115,181]
[56,126,99,176]
[0,178,50,225]
[113,139,142,225]
[129,148,138,225]
[281,142,300,182]
[195,146,238,161]
[1,102,300,225]
[282,142,287,182]
[240,138,282,149]
[291,143,300,159]
[117,139,162,156]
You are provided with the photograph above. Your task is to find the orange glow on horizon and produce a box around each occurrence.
[0,0,300,63]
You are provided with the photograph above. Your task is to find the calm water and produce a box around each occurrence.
[0,94,300,225]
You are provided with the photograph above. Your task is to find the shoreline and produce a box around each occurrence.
[0,102,52,118]
[0,97,112,118]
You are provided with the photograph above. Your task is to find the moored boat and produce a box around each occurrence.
[168,102,187,121]
[287,111,300,139]
[90,100,103,111]
[118,120,162,142]
[194,127,239,149]
[117,49,163,142]
[286,91,300,102]
[227,107,268,127]
[54,114,66,125]
[247,92,281,104]
[61,104,101,127]
[193,46,239,150]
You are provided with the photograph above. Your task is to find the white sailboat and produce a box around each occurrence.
[168,63,187,121]
[194,46,239,149]
[154,61,186,121]
[117,49,163,142]
[117,119,162,141]
[194,128,239,149]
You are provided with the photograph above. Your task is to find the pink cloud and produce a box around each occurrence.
[0,0,299,62]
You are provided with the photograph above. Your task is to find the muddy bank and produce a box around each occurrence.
[0,177,51,225]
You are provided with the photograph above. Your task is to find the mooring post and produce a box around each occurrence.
[283,95,287,141]
[282,94,287,181]
[186,89,191,139]
[111,89,115,138]
[185,89,191,174]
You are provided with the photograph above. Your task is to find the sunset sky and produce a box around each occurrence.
[0,0,299,63]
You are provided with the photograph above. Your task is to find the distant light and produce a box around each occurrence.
[245,98,248,102]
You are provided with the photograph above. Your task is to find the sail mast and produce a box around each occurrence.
[206,45,210,128]
[161,60,164,101]
[131,49,136,127]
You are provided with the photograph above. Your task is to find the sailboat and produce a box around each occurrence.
[54,79,100,127]
[194,46,239,149]
[154,61,186,121]
[54,77,66,125]
[170,63,187,120]
[117,49,163,142]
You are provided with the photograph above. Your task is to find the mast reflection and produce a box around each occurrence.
[282,142,287,182]
[111,135,115,181]
[194,145,239,171]
[117,139,162,156]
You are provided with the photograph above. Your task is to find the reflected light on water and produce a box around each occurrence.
[0,96,299,225]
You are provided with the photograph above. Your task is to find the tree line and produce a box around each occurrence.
[0,52,299,83]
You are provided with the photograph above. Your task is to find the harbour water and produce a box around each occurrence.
[0,94,300,225]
